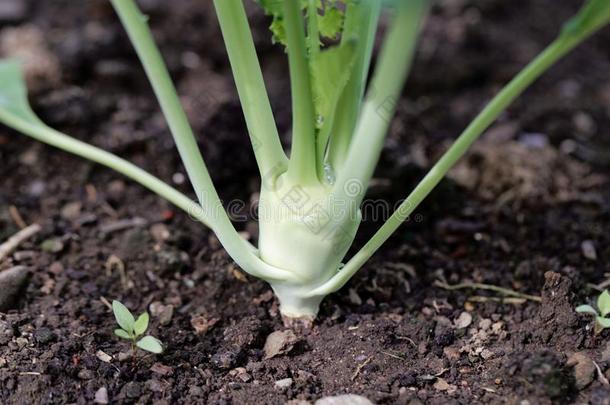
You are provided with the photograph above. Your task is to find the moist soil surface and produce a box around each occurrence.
[1,0,610,404]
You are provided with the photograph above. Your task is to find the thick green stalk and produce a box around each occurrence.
[327,0,381,171]
[308,33,586,296]
[331,0,428,208]
[213,0,288,178]
[307,0,324,174]
[284,0,318,185]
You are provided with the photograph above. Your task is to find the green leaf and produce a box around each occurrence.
[269,17,288,45]
[597,316,610,329]
[598,290,610,317]
[114,328,132,340]
[257,0,357,121]
[575,304,598,315]
[318,6,344,39]
[136,336,163,354]
[0,60,44,123]
[257,0,316,16]
[563,0,610,38]
[256,0,293,45]
[134,312,150,337]
[257,0,284,16]
[257,0,346,46]
[112,300,135,334]
[310,41,358,129]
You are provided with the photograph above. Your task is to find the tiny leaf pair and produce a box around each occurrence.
[576,290,610,332]
[113,300,163,354]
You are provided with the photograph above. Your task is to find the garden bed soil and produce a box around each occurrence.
[1,0,610,403]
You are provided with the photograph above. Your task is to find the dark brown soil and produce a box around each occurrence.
[1,0,610,404]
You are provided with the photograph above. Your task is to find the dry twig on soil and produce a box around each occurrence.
[0,223,41,263]
[434,280,542,303]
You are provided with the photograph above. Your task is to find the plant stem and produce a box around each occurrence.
[331,0,428,207]
[0,112,212,227]
[307,0,320,57]
[131,340,137,369]
[327,0,381,172]
[213,0,288,179]
[284,0,318,185]
[110,0,221,211]
[307,0,324,174]
[309,33,583,296]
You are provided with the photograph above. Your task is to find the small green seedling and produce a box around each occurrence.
[112,300,163,354]
[576,290,610,334]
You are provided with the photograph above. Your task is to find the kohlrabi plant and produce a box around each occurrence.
[576,290,610,334]
[113,300,163,354]
[0,0,609,321]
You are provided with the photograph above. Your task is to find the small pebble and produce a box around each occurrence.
[172,172,186,185]
[150,363,173,376]
[433,378,453,391]
[27,180,45,197]
[150,302,174,326]
[263,330,298,360]
[275,378,293,390]
[454,311,472,329]
[0,266,30,311]
[117,352,131,362]
[315,394,374,405]
[581,240,597,261]
[94,387,109,404]
[78,369,95,380]
[519,132,549,149]
[96,350,112,363]
[60,201,82,221]
[567,352,595,390]
[150,224,170,243]
[13,251,36,261]
[41,238,64,253]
